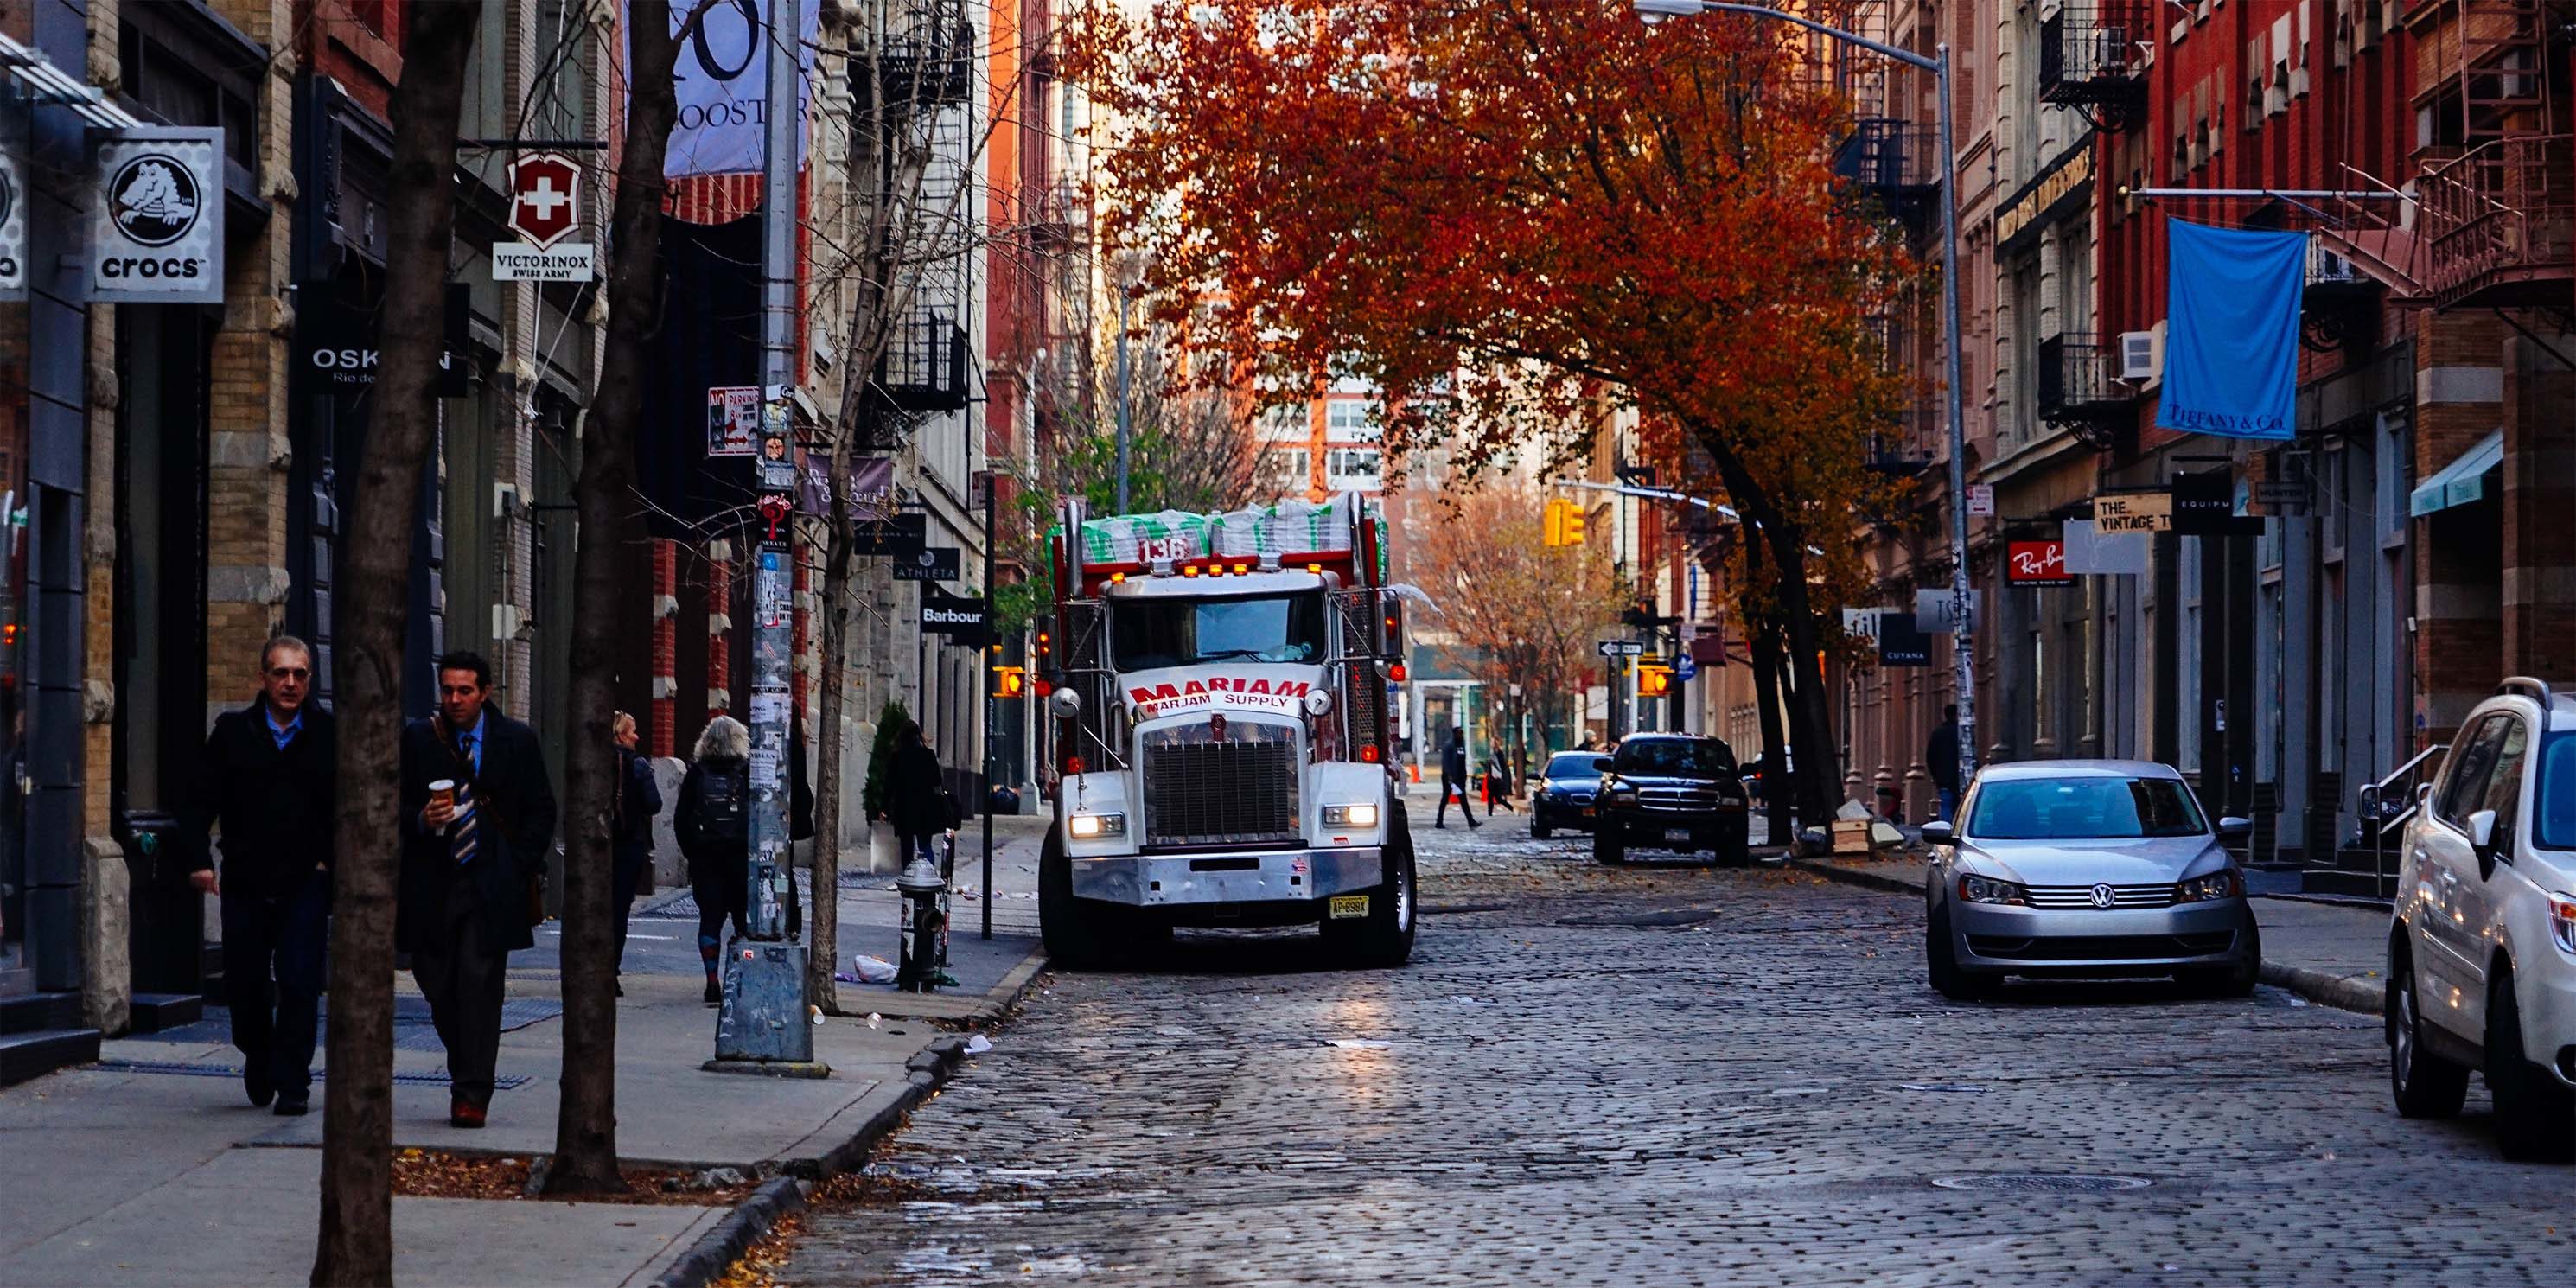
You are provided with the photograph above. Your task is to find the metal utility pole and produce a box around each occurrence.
[1114,285,1133,512]
[979,470,995,940]
[1633,0,1976,783]
[715,0,819,1073]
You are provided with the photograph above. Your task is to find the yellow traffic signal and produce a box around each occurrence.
[992,665,1026,699]
[1564,503,1585,544]
[1637,664,1672,698]
[1542,497,1568,546]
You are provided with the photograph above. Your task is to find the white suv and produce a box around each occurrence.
[2385,677,2576,1163]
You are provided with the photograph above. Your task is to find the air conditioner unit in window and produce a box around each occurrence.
[2118,330,2160,380]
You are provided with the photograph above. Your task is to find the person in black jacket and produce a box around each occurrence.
[609,711,664,994]
[188,636,335,1117]
[676,715,751,1004]
[398,651,558,1129]
[1436,727,1479,829]
[884,720,951,866]
[1926,705,1961,822]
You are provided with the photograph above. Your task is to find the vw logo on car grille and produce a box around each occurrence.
[2088,883,2116,909]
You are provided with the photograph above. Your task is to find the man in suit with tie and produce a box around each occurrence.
[399,650,558,1128]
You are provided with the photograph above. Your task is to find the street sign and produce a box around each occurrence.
[1595,639,1646,658]
[852,510,927,557]
[1967,483,1994,517]
[495,150,594,281]
[1675,654,1698,681]
[893,545,961,583]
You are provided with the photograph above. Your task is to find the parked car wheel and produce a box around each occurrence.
[2177,917,2261,998]
[1924,896,1993,1001]
[2386,940,2470,1119]
[2487,969,2576,1163]
[1531,809,1553,840]
[1594,823,1626,864]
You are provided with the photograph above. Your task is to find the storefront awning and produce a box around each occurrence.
[2408,429,2504,517]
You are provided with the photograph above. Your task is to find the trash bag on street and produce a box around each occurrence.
[853,953,899,984]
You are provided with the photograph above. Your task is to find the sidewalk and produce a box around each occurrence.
[0,851,1046,1288]
[1790,849,2394,1016]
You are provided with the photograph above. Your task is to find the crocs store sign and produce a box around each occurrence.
[89,129,224,304]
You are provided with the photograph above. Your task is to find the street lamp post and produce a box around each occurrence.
[1632,0,1978,787]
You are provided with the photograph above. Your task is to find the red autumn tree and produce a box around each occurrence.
[1071,0,1909,825]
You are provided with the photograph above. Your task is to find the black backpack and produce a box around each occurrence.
[692,762,750,854]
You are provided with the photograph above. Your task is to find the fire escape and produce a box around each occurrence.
[2318,0,2574,311]
[1831,1,1942,476]
[2037,3,2149,446]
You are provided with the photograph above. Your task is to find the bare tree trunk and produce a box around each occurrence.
[1760,524,1843,835]
[1750,614,1792,848]
[805,449,854,1014]
[543,0,687,1196]
[311,5,481,1283]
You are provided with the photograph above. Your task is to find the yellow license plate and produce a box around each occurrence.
[1328,895,1369,920]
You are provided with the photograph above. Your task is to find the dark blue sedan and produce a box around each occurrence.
[1530,750,1606,838]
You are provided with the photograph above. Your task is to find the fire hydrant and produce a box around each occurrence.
[895,849,947,993]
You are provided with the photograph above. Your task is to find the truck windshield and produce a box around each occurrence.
[1112,594,1326,670]
[1612,739,1735,777]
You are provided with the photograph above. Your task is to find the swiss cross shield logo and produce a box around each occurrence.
[507,151,581,250]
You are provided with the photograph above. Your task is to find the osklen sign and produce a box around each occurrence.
[2006,539,2075,587]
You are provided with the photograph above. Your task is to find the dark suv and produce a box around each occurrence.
[1592,735,1751,864]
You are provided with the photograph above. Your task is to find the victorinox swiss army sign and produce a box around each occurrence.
[89,128,224,304]
[493,151,595,282]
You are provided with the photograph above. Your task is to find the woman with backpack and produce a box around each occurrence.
[885,720,954,866]
[677,715,752,1004]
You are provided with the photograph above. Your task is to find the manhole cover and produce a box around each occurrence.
[1932,1174,2151,1194]
[1555,909,1718,928]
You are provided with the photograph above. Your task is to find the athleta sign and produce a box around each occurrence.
[1126,674,1315,720]
[90,128,224,304]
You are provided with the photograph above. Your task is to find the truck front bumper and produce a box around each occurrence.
[1071,846,1384,908]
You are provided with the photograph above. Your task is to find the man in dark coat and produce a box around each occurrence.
[188,636,335,1116]
[609,711,664,994]
[398,651,558,1128]
[1435,727,1479,829]
[1926,704,1961,822]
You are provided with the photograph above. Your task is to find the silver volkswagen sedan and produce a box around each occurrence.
[1921,760,2261,1000]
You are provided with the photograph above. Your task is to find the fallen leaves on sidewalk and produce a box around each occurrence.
[388,1148,763,1207]
[711,1212,805,1288]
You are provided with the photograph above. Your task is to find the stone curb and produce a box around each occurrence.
[2259,962,2384,1017]
[647,1174,808,1288]
[652,952,1047,1288]
[1787,856,1921,896]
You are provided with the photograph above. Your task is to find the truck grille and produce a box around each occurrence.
[1639,786,1725,813]
[1142,733,1301,846]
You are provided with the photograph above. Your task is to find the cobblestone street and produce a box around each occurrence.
[776,814,2568,1286]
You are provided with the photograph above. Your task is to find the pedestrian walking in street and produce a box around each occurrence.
[187,636,335,1117]
[1435,728,1480,829]
[677,716,753,1005]
[884,719,956,865]
[1486,749,1516,813]
[609,711,663,995]
[1926,704,1961,822]
[399,651,558,1130]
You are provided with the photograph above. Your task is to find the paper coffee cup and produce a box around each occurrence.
[428,780,456,811]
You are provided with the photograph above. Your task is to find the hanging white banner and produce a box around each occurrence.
[89,127,225,304]
[659,0,819,179]
[0,141,24,296]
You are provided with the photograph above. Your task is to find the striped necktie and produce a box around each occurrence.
[452,733,479,865]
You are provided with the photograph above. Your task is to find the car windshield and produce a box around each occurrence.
[1966,775,2208,839]
[1543,753,1599,779]
[1612,739,1735,777]
[2537,731,2576,851]
[1112,593,1326,670]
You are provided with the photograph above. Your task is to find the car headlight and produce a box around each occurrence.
[1322,803,1380,828]
[2174,870,2241,903]
[2549,892,2576,956]
[1957,874,2027,906]
[1068,812,1125,839]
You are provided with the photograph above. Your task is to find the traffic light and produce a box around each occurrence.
[1637,664,1672,698]
[1563,502,1585,545]
[1542,497,1568,545]
[992,665,1026,699]
[1543,498,1589,546]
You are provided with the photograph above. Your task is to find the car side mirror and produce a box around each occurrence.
[1591,756,1613,773]
[1919,820,1955,846]
[2467,808,2498,855]
[2216,816,2252,841]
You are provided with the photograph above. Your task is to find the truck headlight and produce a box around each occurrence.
[1068,813,1125,839]
[1322,803,1379,828]
[1957,874,2027,906]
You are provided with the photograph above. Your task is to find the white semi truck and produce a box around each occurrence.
[1036,494,1416,969]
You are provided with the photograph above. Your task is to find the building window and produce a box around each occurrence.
[1272,447,1311,490]
[1326,446,1381,490]
[1325,399,1377,443]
